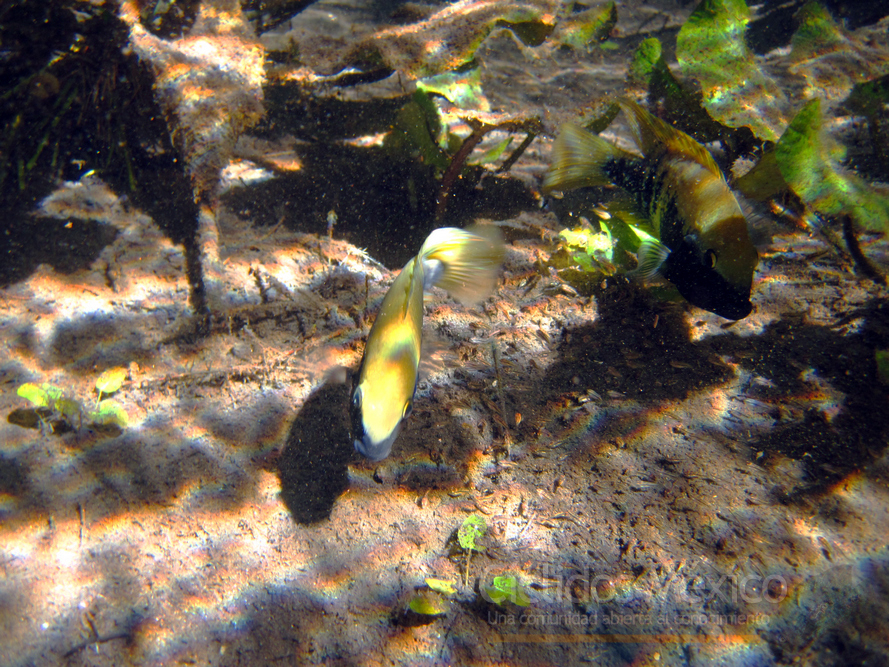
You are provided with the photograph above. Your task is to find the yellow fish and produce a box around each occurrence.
[352,226,504,461]
[544,99,758,320]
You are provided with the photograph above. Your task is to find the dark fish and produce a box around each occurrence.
[543,99,758,320]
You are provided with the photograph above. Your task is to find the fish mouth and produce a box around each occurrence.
[661,243,753,320]
[354,434,395,462]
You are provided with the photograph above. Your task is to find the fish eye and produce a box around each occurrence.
[402,399,413,420]
[705,249,718,268]
[352,387,362,409]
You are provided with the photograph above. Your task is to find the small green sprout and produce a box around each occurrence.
[17,383,53,408]
[95,367,127,405]
[458,513,486,551]
[425,578,457,596]
[12,370,130,434]
[485,575,531,607]
[408,592,449,617]
[457,513,487,587]
[559,226,614,273]
[91,399,128,428]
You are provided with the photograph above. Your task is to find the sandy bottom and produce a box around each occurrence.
[2,188,889,666]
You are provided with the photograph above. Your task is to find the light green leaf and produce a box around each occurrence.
[56,397,82,421]
[486,575,531,607]
[408,592,448,616]
[775,98,889,231]
[556,2,617,50]
[676,0,786,141]
[418,68,489,112]
[95,367,127,395]
[787,2,889,102]
[457,513,486,552]
[468,136,513,166]
[17,383,49,408]
[628,37,662,86]
[425,578,457,595]
[90,399,128,428]
[41,384,64,404]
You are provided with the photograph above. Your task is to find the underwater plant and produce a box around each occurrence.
[399,577,457,625]
[384,90,542,221]
[12,368,129,434]
[456,513,487,587]
[484,575,531,608]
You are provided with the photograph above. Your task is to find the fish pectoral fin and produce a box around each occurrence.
[633,238,671,282]
[420,225,504,306]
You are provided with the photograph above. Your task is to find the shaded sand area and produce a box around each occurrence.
[2,192,889,665]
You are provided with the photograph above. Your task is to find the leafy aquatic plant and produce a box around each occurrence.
[484,575,531,607]
[737,98,889,236]
[401,577,457,624]
[425,578,458,595]
[407,592,449,617]
[676,0,786,142]
[456,513,487,587]
[12,368,129,434]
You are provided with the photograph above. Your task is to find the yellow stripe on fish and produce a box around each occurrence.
[544,99,758,320]
[352,226,504,461]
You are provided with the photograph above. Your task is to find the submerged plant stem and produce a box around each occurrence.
[842,215,886,284]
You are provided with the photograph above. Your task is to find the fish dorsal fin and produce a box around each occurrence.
[618,99,722,177]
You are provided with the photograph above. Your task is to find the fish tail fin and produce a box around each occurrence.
[418,225,505,305]
[542,123,630,193]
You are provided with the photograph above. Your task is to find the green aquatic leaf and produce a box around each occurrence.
[457,513,486,552]
[468,136,513,166]
[408,592,448,616]
[789,1,846,63]
[95,367,127,395]
[629,37,662,86]
[486,575,531,607]
[676,0,785,142]
[41,384,64,404]
[56,397,82,421]
[418,68,490,112]
[775,98,889,231]
[876,350,889,384]
[556,2,616,50]
[786,2,889,102]
[90,399,129,428]
[425,578,457,595]
[17,383,49,408]
[559,226,614,272]
[733,148,786,201]
[384,91,450,172]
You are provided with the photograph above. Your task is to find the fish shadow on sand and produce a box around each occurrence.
[278,380,355,524]
[707,298,889,498]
